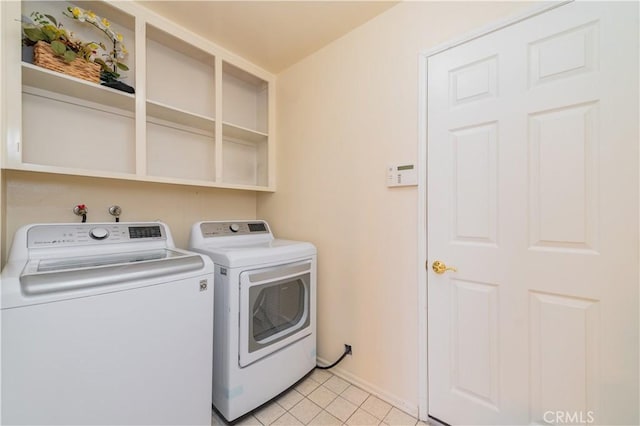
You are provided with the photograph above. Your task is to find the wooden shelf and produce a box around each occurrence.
[223,121,268,144]
[147,100,215,132]
[4,164,275,192]
[22,63,135,112]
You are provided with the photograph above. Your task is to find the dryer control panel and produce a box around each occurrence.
[200,221,270,238]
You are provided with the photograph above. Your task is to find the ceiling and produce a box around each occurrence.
[137,1,399,73]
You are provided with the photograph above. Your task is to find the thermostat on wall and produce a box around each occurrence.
[387,164,417,187]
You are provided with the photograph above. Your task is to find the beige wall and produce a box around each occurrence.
[2,170,256,263]
[258,1,533,413]
[1,0,536,415]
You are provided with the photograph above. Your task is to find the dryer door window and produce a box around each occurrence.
[239,260,313,367]
[252,279,306,343]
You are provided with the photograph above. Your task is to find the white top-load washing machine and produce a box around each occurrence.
[1,222,214,425]
[189,220,317,421]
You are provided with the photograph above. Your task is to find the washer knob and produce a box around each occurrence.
[229,223,240,233]
[89,227,109,240]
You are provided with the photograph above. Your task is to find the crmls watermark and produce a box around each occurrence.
[543,411,595,424]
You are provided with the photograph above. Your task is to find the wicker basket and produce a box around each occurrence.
[33,41,101,84]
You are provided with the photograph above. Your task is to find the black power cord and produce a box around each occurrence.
[316,344,352,370]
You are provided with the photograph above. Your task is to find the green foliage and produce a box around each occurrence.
[50,40,66,55]
[63,50,77,62]
[22,27,45,43]
[21,11,86,63]
[43,14,57,27]
[41,25,60,41]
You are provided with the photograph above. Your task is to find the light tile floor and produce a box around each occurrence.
[211,369,441,426]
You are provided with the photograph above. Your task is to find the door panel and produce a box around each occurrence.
[427,2,638,425]
[528,101,599,252]
[450,279,499,410]
[529,292,600,422]
[451,123,498,245]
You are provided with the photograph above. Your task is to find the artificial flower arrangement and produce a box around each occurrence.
[21,7,134,93]
[64,6,132,92]
[21,11,96,63]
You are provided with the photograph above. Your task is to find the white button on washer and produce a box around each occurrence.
[89,227,109,240]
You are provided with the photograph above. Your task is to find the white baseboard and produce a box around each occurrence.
[316,357,419,419]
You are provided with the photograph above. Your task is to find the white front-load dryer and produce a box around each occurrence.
[189,220,317,422]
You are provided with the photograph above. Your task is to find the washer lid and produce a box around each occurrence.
[193,239,316,268]
[19,249,205,297]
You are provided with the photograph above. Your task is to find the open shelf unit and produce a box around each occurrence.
[222,61,269,186]
[2,0,275,191]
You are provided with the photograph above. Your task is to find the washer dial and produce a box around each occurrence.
[89,227,109,240]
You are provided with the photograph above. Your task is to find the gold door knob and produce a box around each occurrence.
[432,260,457,274]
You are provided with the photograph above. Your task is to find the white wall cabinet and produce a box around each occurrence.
[1,0,276,191]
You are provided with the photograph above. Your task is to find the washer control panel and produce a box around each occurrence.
[27,223,166,248]
[200,221,270,238]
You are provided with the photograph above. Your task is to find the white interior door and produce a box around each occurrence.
[427,2,638,425]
